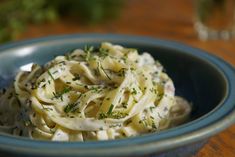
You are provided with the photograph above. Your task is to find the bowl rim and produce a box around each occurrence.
[0,33,235,156]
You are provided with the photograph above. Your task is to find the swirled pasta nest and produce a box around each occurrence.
[0,42,191,141]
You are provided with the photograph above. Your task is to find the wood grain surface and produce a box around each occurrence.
[16,0,235,156]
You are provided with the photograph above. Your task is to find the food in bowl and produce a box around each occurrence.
[0,42,191,141]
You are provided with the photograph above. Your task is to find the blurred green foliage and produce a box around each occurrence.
[0,0,124,43]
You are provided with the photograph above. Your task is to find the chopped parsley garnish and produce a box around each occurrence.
[100,63,111,80]
[99,48,109,57]
[109,124,122,128]
[131,88,137,95]
[125,120,132,125]
[84,45,94,52]
[64,102,78,113]
[31,82,37,90]
[52,70,58,74]
[65,53,71,60]
[107,104,114,115]
[53,87,72,101]
[58,61,66,65]
[71,55,77,59]
[152,121,157,129]
[122,102,127,108]
[110,112,128,119]
[149,106,155,112]
[43,107,53,111]
[98,113,107,119]
[152,81,157,86]
[94,69,100,76]
[117,68,126,77]
[130,67,135,71]
[150,87,157,94]
[99,127,104,130]
[89,86,102,93]
[72,74,80,81]
[47,70,55,80]
[98,111,128,119]
[84,45,94,61]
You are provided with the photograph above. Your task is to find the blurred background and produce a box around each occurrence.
[0,0,235,65]
[0,0,235,156]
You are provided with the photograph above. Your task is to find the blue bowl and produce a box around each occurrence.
[0,34,235,157]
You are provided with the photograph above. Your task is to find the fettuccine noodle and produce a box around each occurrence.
[0,42,191,141]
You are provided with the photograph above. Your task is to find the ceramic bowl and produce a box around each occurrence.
[0,34,235,157]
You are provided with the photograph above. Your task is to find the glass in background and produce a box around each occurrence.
[194,0,235,40]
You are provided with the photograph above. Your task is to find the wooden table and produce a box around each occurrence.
[17,0,235,156]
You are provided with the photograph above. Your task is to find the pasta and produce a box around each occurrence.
[0,42,191,141]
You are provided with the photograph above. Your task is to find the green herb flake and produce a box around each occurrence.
[99,127,104,130]
[52,70,58,74]
[131,88,137,95]
[117,68,126,77]
[84,45,94,61]
[64,103,78,113]
[98,113,107,119]
[53,87,72,101]
[107,104,114,115]
[43,108,53,111]
[122,102,127,108]
[152,121,157,129]
[65,53,70,60]
[130,67,135,71]
[109,111,128,119]
[99,48,109,57]
[47,70,55,80]
[72,74,80,81]
[100,63,111,80]
[125,120,132,125]
[149,106,155,112]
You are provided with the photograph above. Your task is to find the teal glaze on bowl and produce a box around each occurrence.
[0,34,235,157]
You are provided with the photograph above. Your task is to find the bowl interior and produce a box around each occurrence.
[0,40,227,122]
